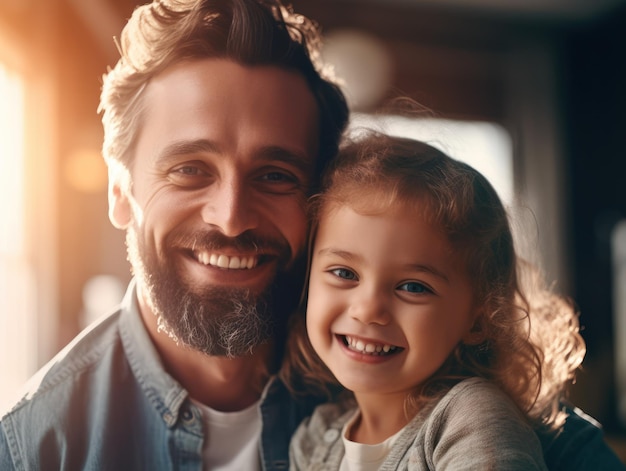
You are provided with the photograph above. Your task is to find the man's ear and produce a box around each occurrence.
[108,176,132,229]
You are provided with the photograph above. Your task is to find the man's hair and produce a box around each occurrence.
[99,0,348,182]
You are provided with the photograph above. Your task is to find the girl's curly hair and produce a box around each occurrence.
[280,131,585,430]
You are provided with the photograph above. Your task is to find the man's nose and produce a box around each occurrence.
[201,178,259,237]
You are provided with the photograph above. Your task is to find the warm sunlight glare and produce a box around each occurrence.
[0,62,35,411]
[0,64,25,255]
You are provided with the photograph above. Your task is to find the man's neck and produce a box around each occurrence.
[137,294,273,412]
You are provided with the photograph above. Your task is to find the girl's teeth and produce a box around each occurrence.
[345,335,397,355]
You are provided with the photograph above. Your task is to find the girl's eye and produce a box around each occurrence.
[330,268,357,281]
[397,281,432,294]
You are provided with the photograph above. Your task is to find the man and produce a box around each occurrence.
[0,1,347,469]
[0,0,623,470]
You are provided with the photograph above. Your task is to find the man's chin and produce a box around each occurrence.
[129,233,305,357]
[151,281,274,357]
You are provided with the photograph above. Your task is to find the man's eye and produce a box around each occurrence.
[174,166,203,176]
[168,164,211,188]
[330,268,357,281]
[263,172,294,182]
[260,171,298,183]
[397,282,431,294]
[256,169,305,194]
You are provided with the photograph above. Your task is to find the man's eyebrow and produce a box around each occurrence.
[258,145,314,175]
[154,140,314,174]
[155,139,220,164]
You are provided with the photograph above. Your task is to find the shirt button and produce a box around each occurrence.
[181,409,194,422]
[323,429,339,443]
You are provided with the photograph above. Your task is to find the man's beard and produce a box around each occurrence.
[126,226,303,358]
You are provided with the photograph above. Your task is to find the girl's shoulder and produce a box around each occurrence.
[437,377,521,415]
[425,377,532,435]
[448,376,505,396]
[410,378,548,470]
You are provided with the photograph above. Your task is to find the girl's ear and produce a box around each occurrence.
[462,311,487,346]
[463,330,486,346]
[108,179,132,229]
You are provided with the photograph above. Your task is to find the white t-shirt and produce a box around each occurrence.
[339,410,404,471]
[192,398,262,471]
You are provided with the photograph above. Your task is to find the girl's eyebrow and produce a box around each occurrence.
[316,247,359,262]
[403,263,450,283]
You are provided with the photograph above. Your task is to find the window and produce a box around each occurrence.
[0,61,37,410]
[613,220,626,426]
[350,113,514,206]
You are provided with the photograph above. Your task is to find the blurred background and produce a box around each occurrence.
[1,0,625,459]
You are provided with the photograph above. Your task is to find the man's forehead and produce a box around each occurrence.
[135,58,321,171]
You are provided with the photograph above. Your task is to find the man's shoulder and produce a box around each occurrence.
[1,308,124,418]
[0,307,146,469]
[539,406,626,471]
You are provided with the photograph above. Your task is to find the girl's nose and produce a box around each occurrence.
[349,289,391,326]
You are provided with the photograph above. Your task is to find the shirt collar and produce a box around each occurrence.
[119,278,188,427]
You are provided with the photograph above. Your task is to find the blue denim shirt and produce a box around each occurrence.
[0,280,315,470]
[1,281,624,470]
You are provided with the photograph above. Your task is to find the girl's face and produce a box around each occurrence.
[306,201,477,403]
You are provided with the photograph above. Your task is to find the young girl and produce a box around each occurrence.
[282,132,585,470]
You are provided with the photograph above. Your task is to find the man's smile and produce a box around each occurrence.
[193,250,259,269]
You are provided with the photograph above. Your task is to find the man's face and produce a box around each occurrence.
[109,59,320,357]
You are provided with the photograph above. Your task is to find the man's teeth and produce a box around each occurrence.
[195,252,257,269]
[344,335,398,355]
